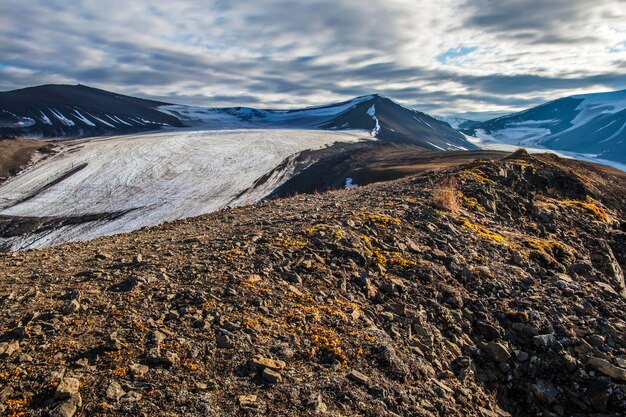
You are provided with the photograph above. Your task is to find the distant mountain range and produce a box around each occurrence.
[434,115,479,130]
[0,84,476,152]
[465,89,626,164]
[3,83,626,165]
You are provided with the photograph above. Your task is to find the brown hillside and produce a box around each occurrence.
[0,151,624,416]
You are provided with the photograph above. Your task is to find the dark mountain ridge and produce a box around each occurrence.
[0,85,477,151]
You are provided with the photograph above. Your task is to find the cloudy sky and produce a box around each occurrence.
[1,0,625,119]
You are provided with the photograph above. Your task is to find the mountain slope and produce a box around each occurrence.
[0,152,624,417]
[466,89,626,163]
[161,94,476,151]
[0,84,184,137]
[434,115,480,130]
[0,85,477,151]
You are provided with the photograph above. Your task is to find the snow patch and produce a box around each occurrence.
[73,110,96,127]
[426,141,446,151]
[344,177,358,189]
[367,105,381,137]
[87,113,116,128]
[48,108,75,126]
[39,111,52,125]
[599,121,626,143]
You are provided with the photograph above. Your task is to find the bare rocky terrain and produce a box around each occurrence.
[0,150,625,416]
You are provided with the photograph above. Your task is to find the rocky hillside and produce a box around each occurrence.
[0,151,624,416]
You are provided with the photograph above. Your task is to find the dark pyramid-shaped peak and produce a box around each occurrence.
[321,94,477,151]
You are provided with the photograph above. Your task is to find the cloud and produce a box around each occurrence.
[0,0,625,117]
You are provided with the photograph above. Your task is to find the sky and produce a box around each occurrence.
[1,0,625,119]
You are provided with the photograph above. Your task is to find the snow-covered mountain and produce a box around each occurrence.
[0,85,480,249]
[465,89,626,163]
[161,94,475,151]
[0,85,476,152]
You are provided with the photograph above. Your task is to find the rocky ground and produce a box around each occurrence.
[0,150,624,416]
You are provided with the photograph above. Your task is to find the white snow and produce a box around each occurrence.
[0,128,371,249]
[426,141,446,151]
[159,95,376,130]
[599,121,626,143]
[367,104,381,136]
[39,111,52,125]
[87,113,116,128]
[73,110,96,127]
[570,90,626,127]
[414,116,436,130]
[434,115,473,129]
[112,116,133,126]
[48,108,75,126]
[344,177,358,189]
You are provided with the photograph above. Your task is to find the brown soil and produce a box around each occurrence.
[0,150,624,417]
[0,139,55,183]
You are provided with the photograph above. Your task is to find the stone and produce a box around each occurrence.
[347,369,370,385]
[55,377,80,399]
[250,355,286,372]
[306,393,327,413]
[216,328,235,349]
[129,363,149,378]
[50,394,82,417]
[151,330,166,345]
[239,394,257,408]
[533,334,556,348]
[574,338,593,355]
[0,340,20,358]
[587,378,612,412]
[122,391,142,402]
[261,368,282,383]
[62,300,81,315]
[105,332,124,351]
[484,342,511,362]
[132,254,143,264]
[588,357,626,381]
[163,351,179,367]
[531,380,559,404]
[477,323,500,341]
[105,381,125,402]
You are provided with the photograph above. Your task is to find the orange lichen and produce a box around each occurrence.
[5,398,29,417]
[183,359,205,373]
[460,194,485,212]
[461,168,496,184]
[561,197,612,222]
[223,248,245,260]
[305,224,344,240]
[274,237,308,248]
[461,219,506,243]
[361,212,401,226]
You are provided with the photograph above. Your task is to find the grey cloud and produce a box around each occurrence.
[0,0,624,116]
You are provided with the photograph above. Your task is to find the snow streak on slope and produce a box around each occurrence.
[0,129,370,249]
[366,105,380,136]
